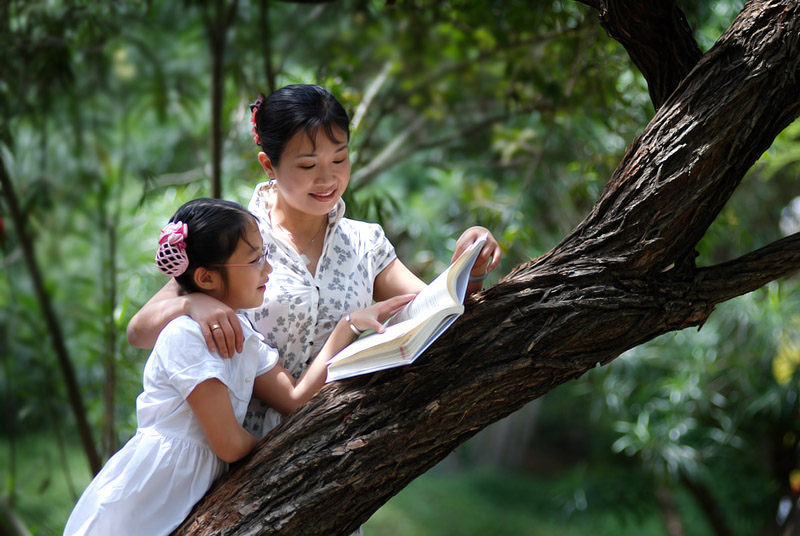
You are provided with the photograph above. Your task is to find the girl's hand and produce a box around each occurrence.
[185,293,244,358]
[451,226,502,292]
[346,293,417,335]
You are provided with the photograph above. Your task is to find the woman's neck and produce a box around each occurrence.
[270,197,327,238]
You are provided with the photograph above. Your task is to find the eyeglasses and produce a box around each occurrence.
[213,247,270,270]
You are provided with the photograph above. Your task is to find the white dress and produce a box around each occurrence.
[243,180,397,437]
[64,315,278,536]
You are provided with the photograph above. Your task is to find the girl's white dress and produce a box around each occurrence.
[64,314,278,536]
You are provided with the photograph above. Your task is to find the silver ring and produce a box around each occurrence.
[211,324,222,330]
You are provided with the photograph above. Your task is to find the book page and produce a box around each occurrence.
[386,232,487,327]
[325,232,488,382]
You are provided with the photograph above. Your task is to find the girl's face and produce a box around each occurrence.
[261,126,350,217]
[218,221,271,311]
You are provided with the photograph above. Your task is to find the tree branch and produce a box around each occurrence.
[694,233,800,304]
[530,0,800,278]
[352,101,547,188]
[580,0,703,109]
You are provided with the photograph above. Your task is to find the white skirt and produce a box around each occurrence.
[64,428,225,536]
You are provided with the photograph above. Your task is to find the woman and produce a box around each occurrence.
[128,84,501,437]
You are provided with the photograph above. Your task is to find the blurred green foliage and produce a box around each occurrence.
[2,0,799,534]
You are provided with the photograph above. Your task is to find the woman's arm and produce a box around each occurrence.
[186,378,257,463]
[451,226,502,295]
[252,293,416,415]
[374,227,503,301]
[127,278,244,358]
[373,259,427,302]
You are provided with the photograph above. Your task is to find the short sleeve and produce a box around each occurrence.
[248,181,273,220]
[239,314,279,377]
[257,343,279,376]
[157,317,229,400]
[367,222,397,276]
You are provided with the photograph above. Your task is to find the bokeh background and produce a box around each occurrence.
[2,1,800,534]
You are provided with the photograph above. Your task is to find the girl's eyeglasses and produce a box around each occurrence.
[213,248,269,270]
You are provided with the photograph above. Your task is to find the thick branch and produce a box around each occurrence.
[530,0,800,278]
[582,0,702,109]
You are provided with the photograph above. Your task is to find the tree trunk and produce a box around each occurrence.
[206,0,238,199]
[103,211,118,457]
[174,1,800,534]
[0,159,102,476]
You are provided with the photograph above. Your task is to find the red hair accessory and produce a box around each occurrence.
[250,101,261,146]
[155,221,190,277]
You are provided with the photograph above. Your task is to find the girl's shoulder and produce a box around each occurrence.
[159,315,204,343]
[160,314,257,341]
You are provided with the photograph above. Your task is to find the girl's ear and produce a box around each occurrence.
[258,152,276,179]
[193,266,221,292]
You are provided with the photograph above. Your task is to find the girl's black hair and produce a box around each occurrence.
[168,198,258,294]
[251,84,350,167]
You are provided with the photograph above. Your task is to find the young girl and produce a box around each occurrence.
[64,198,412,536]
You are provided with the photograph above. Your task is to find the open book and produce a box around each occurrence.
[326,233,488,382]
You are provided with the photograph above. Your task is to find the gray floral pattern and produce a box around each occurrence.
[242,181,397,437]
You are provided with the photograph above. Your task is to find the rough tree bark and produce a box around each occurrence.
[175,1,800,534]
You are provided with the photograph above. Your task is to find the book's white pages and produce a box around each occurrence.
[326,233,488,382]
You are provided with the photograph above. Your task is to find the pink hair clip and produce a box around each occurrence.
[155,221,190,277]
[250,101,261,146]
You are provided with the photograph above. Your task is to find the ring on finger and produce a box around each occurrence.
[211,324,222,330]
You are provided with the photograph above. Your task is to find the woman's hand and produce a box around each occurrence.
[346,293,417,335]
[185,293,244,358]
[451,226,502,293]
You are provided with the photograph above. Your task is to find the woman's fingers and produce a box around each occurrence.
[202,312,244,359]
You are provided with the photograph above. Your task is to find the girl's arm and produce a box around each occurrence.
[186,378,257,463]
[253,293,416,415]
[127,278,244,358]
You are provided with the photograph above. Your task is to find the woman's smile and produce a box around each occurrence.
[310,189,336,202]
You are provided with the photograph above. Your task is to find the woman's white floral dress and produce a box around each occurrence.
[242,181,397,437]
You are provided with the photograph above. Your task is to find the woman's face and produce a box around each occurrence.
[263,126,350,217]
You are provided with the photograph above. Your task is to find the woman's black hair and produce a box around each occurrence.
[250,84,350,167]
[168,198,258,294]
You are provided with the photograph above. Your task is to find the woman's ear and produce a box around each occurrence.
[193,266,221,292]
[258,152,276,179]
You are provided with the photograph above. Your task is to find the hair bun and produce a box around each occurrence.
[155,221,189,276]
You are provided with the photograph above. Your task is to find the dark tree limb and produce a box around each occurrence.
[579,0,703,109]
[695,233,800,303]
[174,1,800,534]
[205,0,239,199]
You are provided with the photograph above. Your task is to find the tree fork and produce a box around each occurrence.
[174,1,800,534]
